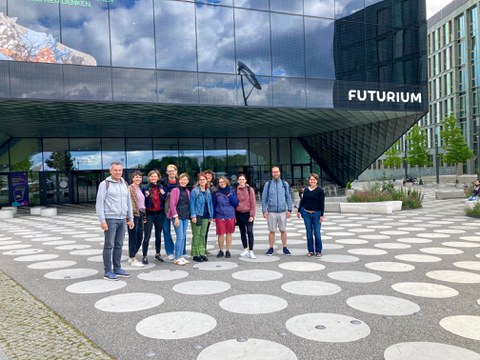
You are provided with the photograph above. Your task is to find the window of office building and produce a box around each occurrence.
[126,139,153,170]
[9,138,42,172]
[153,138,179,167]
[0,142,9,173]
[70,139,102,171]
[227,138,248,167]
[101,139,126,170]
[179,138,203,177]
[204,138,227,173]
[457,14,466,39]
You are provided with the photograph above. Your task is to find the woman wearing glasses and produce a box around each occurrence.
[190,172,214,262]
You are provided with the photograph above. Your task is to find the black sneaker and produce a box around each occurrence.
[266,248,274,256]
[154,254,164,262]
[142,256,149,265]
[225,250,231,258]
[216,250,224,258]
[283,247,292,256]
[193,256,203,262]
[201,255,209,262]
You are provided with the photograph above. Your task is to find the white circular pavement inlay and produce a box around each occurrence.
[95,293,164,313]
[66,279,127,294]
[365,262,415,272]
[189,259,240,270]
[375,243,411,249]
[391,282,458,298]
[3,248,43,255]
[219,294,288,314]
[335,239,369,245]
[172,280,231,295]
[459,236,480,242]
[440,316,480,340]
[420,247,464,255]
[137,270,189,281]
[27,260,77,270]
[87,255,128,262]
[70,249,103,256]
[453,261,480,271]
[442,241,480,248]
[232,269,283,282]
[384,342,480,360]
[318,254,359,263]
[44,268,98,280]
[42,240,76,246]
[347,248,388,256]
[426,270,480,284]
[14,254,59,262]
[285,313,370,343]
[136,312,216,339]
[346,295,420,316]
[197,338,298,360]
[394,254,442,263]
[281,281,341,296]
[417,233,450,239]
[327,271,382,283]
[55,244,91,250]
[278,262,325,272]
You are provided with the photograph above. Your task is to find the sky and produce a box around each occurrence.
[426,0,455,18]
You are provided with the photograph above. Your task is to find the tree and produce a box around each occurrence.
[383,141,402,179]
[440,114,474,184]
[45,151,74,171]
[406,125,431,180]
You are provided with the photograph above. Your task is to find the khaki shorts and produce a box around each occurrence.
[267,212,287,232]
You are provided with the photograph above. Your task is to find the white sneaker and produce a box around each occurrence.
[131,259,144,267]
[240,249,249,257]
[181,256,190,264]
[168,254,175,261]
[174,258,186,266]
[183,254,191,259]
[249,251,256,259]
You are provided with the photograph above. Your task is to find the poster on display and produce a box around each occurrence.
[10,172,29,206]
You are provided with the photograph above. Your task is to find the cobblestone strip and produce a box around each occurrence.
[0,272,113,360]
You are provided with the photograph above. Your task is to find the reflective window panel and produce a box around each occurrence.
[305,17,335,79]
[126,138,153,170]
[42,138,71,171]
[70,138,101,171]
[157,70,199,105]
[234,0,269,10]
[112,68,157,103]
[155,0,197,71]
[270,0,303,15]
[304,0,334,18]
[9,138,42,171]
[64,66,113,101]
[101,138,126,170]
[10,63,63,99]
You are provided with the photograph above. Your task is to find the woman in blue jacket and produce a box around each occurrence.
[189,172,214,262]
[213,176,238,258]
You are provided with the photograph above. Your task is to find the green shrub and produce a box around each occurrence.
[466,201,480,218]
[346,182,352,190]
[348,181,423,209]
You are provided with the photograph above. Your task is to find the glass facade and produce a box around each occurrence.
[0,0,427,204]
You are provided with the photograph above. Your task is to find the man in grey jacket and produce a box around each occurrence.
[262,166,293,256]
[96,162,134,281]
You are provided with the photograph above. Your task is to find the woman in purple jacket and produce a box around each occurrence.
[213,176,238,258]
[167,173,191,266]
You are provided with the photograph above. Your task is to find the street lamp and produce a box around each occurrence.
[237,61,262,106]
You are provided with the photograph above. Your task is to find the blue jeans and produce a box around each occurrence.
[103,218,126,274]
[173,218,189,260]
[301,209,322,253]
[163,217,175,255]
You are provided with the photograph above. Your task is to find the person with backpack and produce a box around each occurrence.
[297,173,325,258]
[262,166,293,256]
[189,172,214,262]
[235,173,256,259]
[213,176,238,258]
[95,162,134,281]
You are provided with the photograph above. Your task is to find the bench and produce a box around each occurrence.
[435,190,465,200]
[339,202,400,214]
[30,206,46,215]
[40,208,57,217]
[0,209,14,219]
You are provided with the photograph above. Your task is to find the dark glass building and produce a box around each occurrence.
[0,0,427,206]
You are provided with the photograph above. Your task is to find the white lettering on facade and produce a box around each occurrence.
[347,90,422,104]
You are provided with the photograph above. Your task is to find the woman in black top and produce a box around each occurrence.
[297,173,325,257]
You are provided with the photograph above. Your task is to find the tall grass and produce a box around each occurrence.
[348,181,423,209]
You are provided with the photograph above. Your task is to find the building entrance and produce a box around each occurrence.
[39,172,71,205]
[73,171,100,203]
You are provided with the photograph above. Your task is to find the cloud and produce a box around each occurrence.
[426,0,454,18]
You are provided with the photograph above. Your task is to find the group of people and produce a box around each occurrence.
[96,162,325,281]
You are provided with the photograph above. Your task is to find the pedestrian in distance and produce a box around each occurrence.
[167,173,191,266]
[262,166,293,256]
[95,162,134,281]
[127,170,145,267]
[297,173,325,258]
[213,176,238,258]
[162,164,179,261]
[142,170,166,265]
[235,173,256,259]
[190,172,214,262]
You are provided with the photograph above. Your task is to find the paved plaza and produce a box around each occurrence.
[0,185,480,359]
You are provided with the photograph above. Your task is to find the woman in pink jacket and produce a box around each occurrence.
[235,174,257,259]
[167,173,191,266]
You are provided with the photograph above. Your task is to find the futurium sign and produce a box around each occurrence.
[348,90,422,104]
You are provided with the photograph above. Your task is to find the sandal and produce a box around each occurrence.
[306,252,313,257]
[316,252,323,258]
